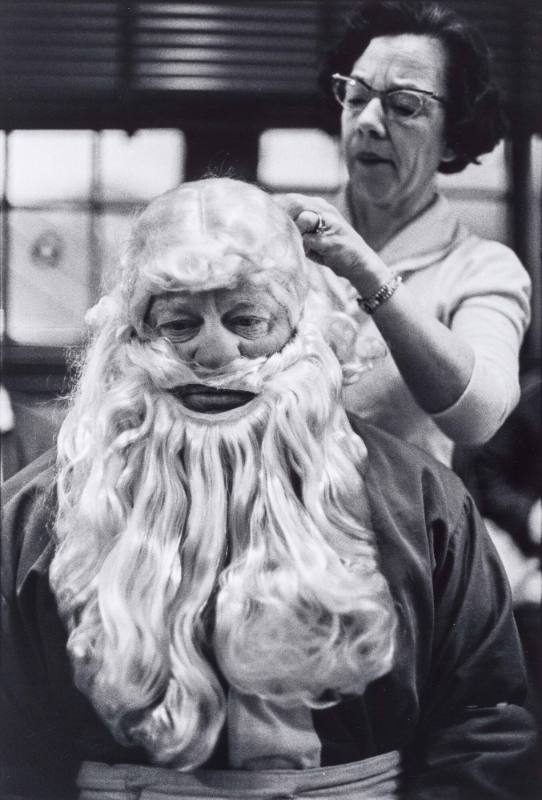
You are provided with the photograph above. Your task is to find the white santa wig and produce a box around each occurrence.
[50,178,397,769]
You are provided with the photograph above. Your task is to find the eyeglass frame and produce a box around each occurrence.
[331,73,447,120]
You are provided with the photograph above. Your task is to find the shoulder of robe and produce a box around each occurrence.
[2,447,58,594]
[347,415,471,541]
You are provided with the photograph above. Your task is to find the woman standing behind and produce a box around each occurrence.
[281,0,531,466]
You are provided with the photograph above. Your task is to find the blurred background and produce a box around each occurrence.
[0,0,540,476]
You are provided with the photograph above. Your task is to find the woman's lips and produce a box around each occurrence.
[171,384,257,413]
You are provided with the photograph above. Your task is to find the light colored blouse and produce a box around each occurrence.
[332,190,531,466]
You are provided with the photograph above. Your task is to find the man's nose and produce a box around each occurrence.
[355,97,387,137]
[192,325,239,368]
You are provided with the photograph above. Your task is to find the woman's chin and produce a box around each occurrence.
[351,183,396,210]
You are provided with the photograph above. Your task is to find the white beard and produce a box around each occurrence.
[51,318,397,769]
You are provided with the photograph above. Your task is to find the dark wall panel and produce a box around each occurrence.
[1,0,540,132]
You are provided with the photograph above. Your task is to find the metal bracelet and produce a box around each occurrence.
[358,273,402,315]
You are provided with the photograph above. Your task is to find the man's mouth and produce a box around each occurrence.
[171,383,258,413]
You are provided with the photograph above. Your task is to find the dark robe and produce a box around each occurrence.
[1,419,538,799]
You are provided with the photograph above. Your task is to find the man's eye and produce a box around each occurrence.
[228,316,269,338]
[159,319,200,340]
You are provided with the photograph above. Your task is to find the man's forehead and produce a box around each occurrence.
[129,237,307,329]
[149,281,285,313]
[141,240,304,301]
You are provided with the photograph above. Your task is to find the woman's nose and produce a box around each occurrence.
[192,325,240,369]
[355,97,387,137]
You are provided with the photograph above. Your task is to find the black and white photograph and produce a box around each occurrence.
[1,2,541,798]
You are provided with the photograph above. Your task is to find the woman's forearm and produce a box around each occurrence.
[279,194,488,419]
[366,279,475,414]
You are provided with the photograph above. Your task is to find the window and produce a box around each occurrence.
[436,142,511,244]
[2,129,185,346]
[258,128,346,193]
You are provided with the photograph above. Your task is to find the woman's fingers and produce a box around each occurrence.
[276,193,331,224]
[294,209,325,235]
[278,193,352,266]
[276,194,338,244]
[275,192,383,288]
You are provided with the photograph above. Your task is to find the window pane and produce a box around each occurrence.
[100,129,185,201]
[98,210,138,277]
[7,131,94,205]
[437,142,510,243]
[258,129,346,192]
[7,209,94,345]
[438,141,509,192]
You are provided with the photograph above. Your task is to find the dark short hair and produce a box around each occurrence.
[321,0,506,173]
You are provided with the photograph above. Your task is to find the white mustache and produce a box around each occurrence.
[169,330,312,394]
[186,355,269,391]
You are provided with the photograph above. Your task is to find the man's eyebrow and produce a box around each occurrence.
[150,301,199,321]
[225,301,273,314]
[153,295,194,311]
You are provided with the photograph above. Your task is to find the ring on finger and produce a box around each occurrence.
[309,210,328,235]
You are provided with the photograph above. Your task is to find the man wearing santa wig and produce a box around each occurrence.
[2,179,536,799]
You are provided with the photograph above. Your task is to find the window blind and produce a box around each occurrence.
[0,1,121,94]
[133,2,319,93]
[0,0,540,132]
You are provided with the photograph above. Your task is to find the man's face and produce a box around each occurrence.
[341,33,451,211]
[147,281,293,413]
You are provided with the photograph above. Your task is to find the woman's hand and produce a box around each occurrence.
[277,193,476,418]
[277,193,390,298]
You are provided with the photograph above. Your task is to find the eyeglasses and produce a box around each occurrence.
[331,73,446,121]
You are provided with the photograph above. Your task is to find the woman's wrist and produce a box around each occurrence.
[358,273,402,315]
[345,252,394,299]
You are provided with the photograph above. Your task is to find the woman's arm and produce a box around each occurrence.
[362,282,475,414]
[279,194,529,439]
[279,194,474,414]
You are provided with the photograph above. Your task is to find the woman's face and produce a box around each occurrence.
[341,34,453,214]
